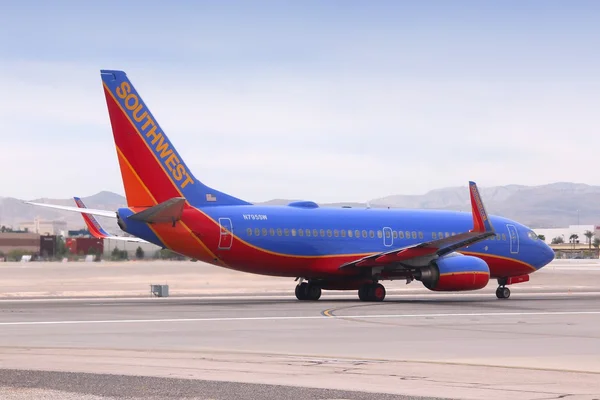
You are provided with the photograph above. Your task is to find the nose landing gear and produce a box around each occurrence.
[496,286,510,299]
[496,277,511,299]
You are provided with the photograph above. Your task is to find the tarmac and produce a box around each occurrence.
[1,259,600,399]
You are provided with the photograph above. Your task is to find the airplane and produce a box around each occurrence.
[26,69,556,302]
[72,196,148,243]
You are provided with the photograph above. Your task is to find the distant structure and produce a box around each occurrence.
[0,232,41,255]
[19,218,67,236]
[102,238,161,258]
[533,224,599,245]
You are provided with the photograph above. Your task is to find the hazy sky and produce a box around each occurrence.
[1,0,599,203]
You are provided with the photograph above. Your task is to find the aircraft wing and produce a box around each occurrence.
[24,201,117,218]
[339,181,495,270]
[73,197,149,243]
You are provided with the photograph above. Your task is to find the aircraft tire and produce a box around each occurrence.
[307,285,322,301]
[358,285,369,301]
[371,283,386,302]
[295,282,321,300]
[496,286,510,299]
[358,283,386,302]
[295,283,308,300]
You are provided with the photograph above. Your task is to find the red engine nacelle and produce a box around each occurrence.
[415,254,490,291]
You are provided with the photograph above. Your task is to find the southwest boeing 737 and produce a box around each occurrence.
[27,70,556,301]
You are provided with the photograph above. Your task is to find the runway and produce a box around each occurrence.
[1,260,600,399]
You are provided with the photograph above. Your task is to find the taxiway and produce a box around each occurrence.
[0,260,599,399]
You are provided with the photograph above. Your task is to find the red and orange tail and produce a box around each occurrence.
[73,197,111,238]
[100,70,251,209]
[469,181,494,233]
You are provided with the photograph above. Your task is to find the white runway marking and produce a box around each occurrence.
[1,310,600,326]
[1,290,599,304]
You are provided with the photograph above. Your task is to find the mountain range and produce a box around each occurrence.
[0,183,596,233]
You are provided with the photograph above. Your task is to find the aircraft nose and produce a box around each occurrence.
[539,242,555,267]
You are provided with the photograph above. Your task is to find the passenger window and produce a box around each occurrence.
[362,230,367,238]
[432,232,437,239]
[320,229,325,237]
[254,228,260,236]
[348,230,353,237]
[399,231,404,239]
[291,229,296,236]
[341,230,346,237]
[445,232,449,238]
[412,231,417,239]
[334,229,339,237]
[405,231,410,238]
[355,230,360,238]
[284,228,289,236]
[298,229,304,237]
[313,229,318,237]
[262,228,267,236]
[491,235,495,240]
[418,232,423,239]
[385,230,391,238]
[327,229,332,237]
[392,231,397,239]
[438,232,443,239]
[451,232,456,236]
[502,234,506,241]
[269,228,275,236]
[369,230,374,238]
[306,229,311,237]
[247,228,252,236]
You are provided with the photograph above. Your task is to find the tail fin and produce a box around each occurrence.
[100,69,251,208]
[73,196,112,238]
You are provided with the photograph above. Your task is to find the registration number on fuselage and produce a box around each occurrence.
[242,214,268,220]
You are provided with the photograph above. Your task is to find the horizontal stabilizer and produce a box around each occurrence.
[24,201,117,218]
[127,197,186,224]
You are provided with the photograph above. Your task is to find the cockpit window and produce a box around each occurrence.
[527,231,538,240]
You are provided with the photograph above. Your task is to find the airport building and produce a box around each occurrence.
[0,232,41,255]
[102,238,162,258]
[533,224,599,245]
[19,218,68,236]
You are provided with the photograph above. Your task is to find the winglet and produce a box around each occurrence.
[469,181,494,233]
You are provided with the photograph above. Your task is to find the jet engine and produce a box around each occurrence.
[415,254,490,291]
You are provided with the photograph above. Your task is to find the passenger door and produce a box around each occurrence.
[506,224,519,254]
[383,227,393,247]
[218,218,233,250]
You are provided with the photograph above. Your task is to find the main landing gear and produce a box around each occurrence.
[358,282,386,302]
[295,281,322,301]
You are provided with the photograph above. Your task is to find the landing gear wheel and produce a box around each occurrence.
[358,283,386,302]
[306,284,322,301]
[295,282,321,301]
[295,283,308,300]
[496,286,510,299]
[358,285,369,301]
[371,283,386,302]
